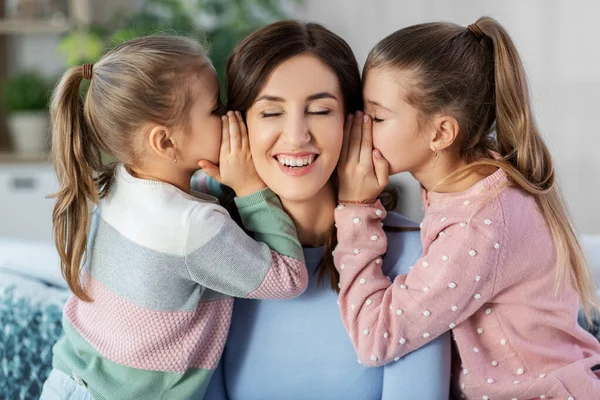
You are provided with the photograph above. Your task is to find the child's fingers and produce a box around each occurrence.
[339,114,354,164]
[227,111,241,152]
[359,114,374,166]
[235,111,249,151]
[373,149,390,189]
[220,115,230,154]
[347,111,364,164]
[198,160,221,183]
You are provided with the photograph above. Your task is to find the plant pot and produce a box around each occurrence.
[7,111,50,154]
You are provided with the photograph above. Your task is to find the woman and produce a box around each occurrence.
[203,21,451,399]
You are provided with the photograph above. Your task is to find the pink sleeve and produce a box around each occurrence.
[245,250,308,299]
[333,201,500,366]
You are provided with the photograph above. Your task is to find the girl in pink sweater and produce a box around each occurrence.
[334,16,600,400]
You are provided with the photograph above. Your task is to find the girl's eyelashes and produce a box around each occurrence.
[362,110,383,123]
[365,111,383,123]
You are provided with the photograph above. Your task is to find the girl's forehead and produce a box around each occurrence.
[363,68,410,107]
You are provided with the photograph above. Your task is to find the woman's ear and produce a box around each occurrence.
[148,124,178,162]
[429,115,459,152]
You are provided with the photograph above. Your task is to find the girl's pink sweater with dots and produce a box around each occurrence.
[334,169,600,400]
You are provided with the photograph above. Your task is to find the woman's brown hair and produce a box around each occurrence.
[365,17,599,319]
[50,35,209,301]
[226,20,368,291]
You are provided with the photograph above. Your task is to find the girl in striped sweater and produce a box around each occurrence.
[41,35,307,400]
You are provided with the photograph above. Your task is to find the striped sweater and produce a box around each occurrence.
[52,165,308,399]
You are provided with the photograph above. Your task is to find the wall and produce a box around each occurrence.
[11,0,600,233]
[294,0,600,233]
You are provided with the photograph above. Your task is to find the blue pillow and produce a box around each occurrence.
[0,273,66,400]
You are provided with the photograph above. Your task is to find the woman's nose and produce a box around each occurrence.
[282,113,310,148]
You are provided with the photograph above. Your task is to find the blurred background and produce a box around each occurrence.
[300,0,600,233]
[0,1,598,398]
[1,0,599,243]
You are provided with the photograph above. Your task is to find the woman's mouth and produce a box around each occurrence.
[274,153,319,176]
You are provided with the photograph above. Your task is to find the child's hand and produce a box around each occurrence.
[337,112,389,203]
[198,111,266,197]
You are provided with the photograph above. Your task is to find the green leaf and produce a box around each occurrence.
[58,30,106,67]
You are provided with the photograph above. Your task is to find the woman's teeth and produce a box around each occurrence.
[276,155,316,167]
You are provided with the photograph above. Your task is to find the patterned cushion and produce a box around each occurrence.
[0,271,67,400]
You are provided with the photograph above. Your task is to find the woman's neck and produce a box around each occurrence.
[279,182,337,248]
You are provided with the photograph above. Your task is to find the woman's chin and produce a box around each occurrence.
[267,181,327,203]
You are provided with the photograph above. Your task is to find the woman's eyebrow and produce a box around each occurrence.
[306,92,338,102]
[255,92,338,103]
[256,94,285,102]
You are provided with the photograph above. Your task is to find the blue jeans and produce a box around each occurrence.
[39,369,93,400]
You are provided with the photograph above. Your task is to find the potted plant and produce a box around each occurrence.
[2,70,51,154]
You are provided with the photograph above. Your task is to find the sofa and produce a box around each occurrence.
[1,235,600,400]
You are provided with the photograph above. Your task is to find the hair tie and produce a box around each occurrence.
[82,64,94,80]
[467,24,486,41]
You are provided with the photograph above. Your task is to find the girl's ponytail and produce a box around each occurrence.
[50,66,102,302]
[474,17,554,191]
[475,17,599,319]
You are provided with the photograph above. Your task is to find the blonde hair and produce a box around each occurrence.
[365,17,599,320]
[50,35,209,301]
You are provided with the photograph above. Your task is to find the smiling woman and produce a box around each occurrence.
[245,54,345,200]
[203,20,452,400]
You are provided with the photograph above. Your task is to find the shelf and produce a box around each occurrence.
[0,151,50,164]
[0,18,71,35]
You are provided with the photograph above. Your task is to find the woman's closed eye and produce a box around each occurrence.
[260,108,333,118]
[261,111,283,118]
[307,109,332,116]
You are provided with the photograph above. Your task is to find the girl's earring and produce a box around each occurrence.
[173,157,177,164]
[433,150,438,158]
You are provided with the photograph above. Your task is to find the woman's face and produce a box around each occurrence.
[245,54,345,202]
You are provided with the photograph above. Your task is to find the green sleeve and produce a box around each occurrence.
[234,188,304,262]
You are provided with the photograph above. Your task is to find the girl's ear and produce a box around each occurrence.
[429,115,459,152]
[148,124,178,162]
